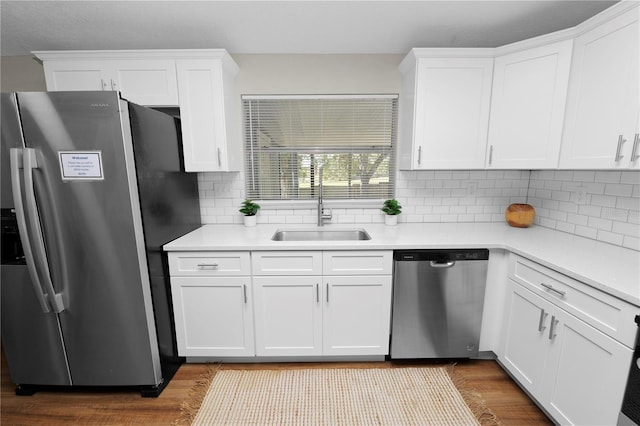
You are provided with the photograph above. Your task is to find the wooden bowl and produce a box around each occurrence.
[505,203,535,228]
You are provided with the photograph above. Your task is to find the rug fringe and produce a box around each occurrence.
[445,363,502,426]
[172,363,221,426]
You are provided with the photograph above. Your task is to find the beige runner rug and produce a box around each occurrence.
[176,366,499,426]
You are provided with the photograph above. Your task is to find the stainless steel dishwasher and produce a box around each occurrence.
[390,249,489,359]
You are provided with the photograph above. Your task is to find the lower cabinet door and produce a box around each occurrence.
[253,276,323,356]
[323,276,392,356]
[542,308,633,426]
[171,277,254,357]
[501,280,554,399]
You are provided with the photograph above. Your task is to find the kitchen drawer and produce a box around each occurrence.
[509,254,638,347]
[323,251,393,275]
[168,252,250,276]
[252,251,323,276]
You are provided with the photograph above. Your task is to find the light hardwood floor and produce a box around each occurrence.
[1,351,551,425]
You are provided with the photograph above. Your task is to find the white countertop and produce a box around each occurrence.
[164,222,640,306]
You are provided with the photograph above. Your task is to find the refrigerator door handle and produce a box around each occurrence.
[10,148,51,312]
[19,148,65,313]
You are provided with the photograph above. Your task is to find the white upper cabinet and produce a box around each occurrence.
[33,49,239,172]
[559,3,640,169]
[35,52,179,106]
[176,56,240,172]
[398,50,494,170]
[487,38,573,169]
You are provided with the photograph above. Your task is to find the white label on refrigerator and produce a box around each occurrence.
[59,151,104,180]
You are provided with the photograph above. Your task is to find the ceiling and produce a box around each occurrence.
[0,1,619,57]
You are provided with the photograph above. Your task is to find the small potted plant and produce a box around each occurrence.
[239,199,260,227]
[381,199,402,226]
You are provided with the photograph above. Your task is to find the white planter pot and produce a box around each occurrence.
[384,215,398,226]
[243,215,257,227]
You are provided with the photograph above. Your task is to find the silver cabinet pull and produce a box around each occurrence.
[326,283,329,303]
[100,79,108,91]
[417,146,422,165]
[615,135,626,162]
[540,282,566,297]
[217,148,222,167]
[549,315,559,340]
[315,283,319,303]
[489,145,494,165]
[538,309,548,332]
[243,284,248,304]
[110,79,117,91]
[197,263,219,269]
[631,133,640,162]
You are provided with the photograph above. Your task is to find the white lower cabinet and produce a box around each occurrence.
[500,256,634,426]
[168,251,254,357]
[323,276,392,356]
[252,250,393,357]
[171,276,255,357]
[169,250,393,359]
[253,276,323,356]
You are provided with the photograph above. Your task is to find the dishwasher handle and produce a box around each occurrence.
[429,260,456,268]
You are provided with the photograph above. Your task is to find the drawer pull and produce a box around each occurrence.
[540,282,566,297]
[549,315,559,340]
[197,263,219,269]
[316,283,319,303]
[326,283,329,303]
[243,284,248,304]
[538,309,548,332]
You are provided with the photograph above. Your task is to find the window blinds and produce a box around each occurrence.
[242,94,398,201]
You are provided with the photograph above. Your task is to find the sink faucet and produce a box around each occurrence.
[317,165,332,226]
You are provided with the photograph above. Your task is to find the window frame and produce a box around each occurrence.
[241,94,398,206]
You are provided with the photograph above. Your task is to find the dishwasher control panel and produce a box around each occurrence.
[394,249,489,262]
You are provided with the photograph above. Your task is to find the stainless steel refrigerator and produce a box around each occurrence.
[0,91,201,396]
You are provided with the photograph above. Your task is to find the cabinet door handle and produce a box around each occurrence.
[631,133,640,162]
[315,283,319,303]
[100,79,108,91]
[110,79,117,91]
[549,315,559,340]
[217,148,222,167]
[197,263,219,269]
[538,309,548,332]
[326,283,329,303]
[243,284,248,304]
[540,282,566,297]
[489,145,494,165]
[417,146,422,165]
[615,135,626,162]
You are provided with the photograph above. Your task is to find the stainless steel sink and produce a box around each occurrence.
[271,228,371,241]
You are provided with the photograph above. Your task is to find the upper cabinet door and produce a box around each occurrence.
[487,40,573,169]
[176,58,240,172]
[110,60,178,106]
[560,4,639,169]
[42,60,110,91]
[398,51,494,170]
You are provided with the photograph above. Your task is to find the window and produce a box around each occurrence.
[242,95,397,201]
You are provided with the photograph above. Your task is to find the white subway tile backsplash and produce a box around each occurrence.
[197,169,639,251]
[531,170,639,251]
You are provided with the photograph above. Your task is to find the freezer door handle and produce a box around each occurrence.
[10,148,51,313]
[12,148,65,313]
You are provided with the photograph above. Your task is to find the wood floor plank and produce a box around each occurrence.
[2,350,551,425]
